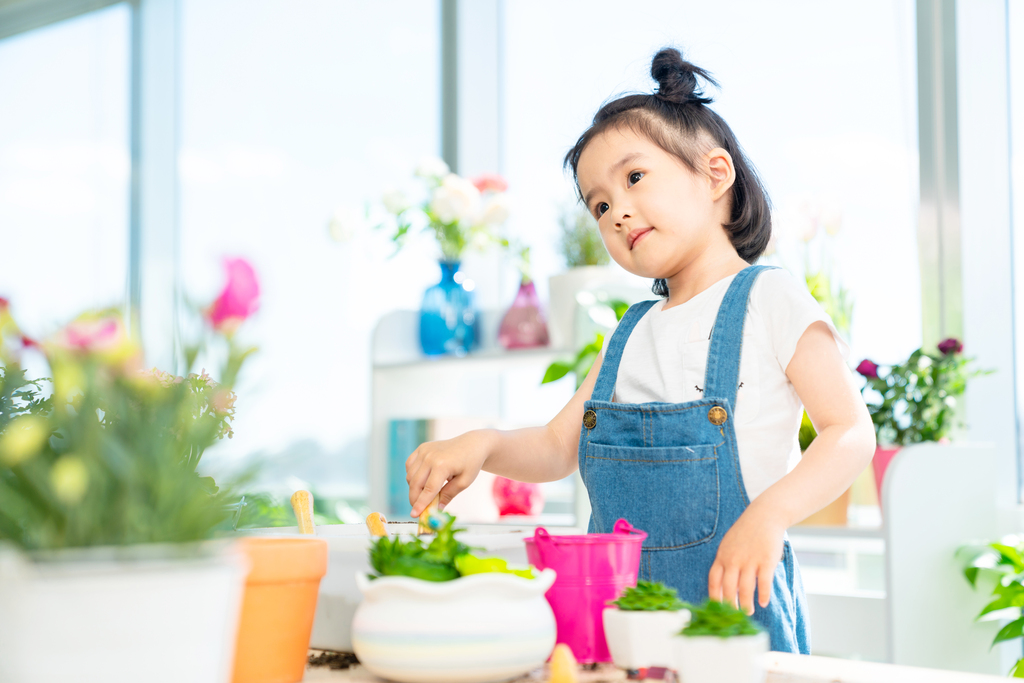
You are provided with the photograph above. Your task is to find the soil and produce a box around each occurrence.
[307,651,359,670]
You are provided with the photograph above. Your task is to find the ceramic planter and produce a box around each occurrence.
[602,607,690,669]
[240,521,534,652]
[672,631,769,683]
[352,568,557,683]
[232,537,328,683]
[0,541,247,683]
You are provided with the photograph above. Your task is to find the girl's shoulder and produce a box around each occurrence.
[748,267,850,368]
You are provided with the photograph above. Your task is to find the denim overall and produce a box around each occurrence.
[578,265,810,653]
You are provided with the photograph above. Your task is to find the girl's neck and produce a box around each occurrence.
[662,250,751,310]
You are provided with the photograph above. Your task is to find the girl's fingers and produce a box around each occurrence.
[757,564,775,609]
[405,448,422,484]
[707,562,724,602]
[720,566,740,608]
[410,468,448,518]
[437,472,471,509]
[738,567,757,616]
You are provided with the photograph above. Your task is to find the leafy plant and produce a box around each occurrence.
[369,512,534,582]
[0,260,260,550]
[609,580,686,611]
[542,299,628,389]
[559,205,609,268]
[959,537,1024,677]
[680,599,762,638]
[855,338,990,446]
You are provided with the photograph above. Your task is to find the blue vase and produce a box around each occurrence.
[419,261,476,356]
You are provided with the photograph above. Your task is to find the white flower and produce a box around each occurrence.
[328,206,364,243]
[479,194,510,227]
[414,157,450,180]
[382,186,410,215]
[822,204,843,236]
[430,174,480,224]
[468,229,493,252]
[917,355,932,370]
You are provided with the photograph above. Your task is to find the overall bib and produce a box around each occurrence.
[578,265,810,654]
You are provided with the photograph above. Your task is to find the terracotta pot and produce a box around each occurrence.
[232,537,328,683]
[872,445,902,506]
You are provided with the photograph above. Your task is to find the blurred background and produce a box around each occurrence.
[1,0,1022,668]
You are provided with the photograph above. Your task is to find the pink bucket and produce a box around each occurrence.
[524,519,647,663]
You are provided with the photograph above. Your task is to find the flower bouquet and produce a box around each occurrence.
[376,159,511,356]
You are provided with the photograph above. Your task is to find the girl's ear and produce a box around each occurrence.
[705,147,736,201]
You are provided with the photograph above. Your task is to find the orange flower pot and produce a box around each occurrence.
[232,537,328,683]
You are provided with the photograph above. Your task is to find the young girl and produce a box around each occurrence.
[405,47,875,654]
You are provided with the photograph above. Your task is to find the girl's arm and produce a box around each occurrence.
[406,353,605,517]
[708,321,876,614]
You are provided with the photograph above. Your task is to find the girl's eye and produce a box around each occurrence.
[628,171,644,186]
[595,202,609,218]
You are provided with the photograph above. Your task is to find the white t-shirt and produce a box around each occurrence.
[600,268,849,502]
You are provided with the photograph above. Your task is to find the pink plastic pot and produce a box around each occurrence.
[524,519,646,663]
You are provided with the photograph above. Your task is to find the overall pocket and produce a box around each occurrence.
[585,442,720,550]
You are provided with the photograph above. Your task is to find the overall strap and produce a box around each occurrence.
[590,299,659,402]
[703,265,775,405]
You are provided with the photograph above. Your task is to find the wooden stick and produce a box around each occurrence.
[417,493,441,535]
[365,512,389,538]
[290,490,316,535]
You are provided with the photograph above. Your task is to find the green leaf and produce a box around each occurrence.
[992,544,1024,573]
[609,580,685,611]
[993,617,1024,646]
[1009,658,1024,677]
[542,362,572,384]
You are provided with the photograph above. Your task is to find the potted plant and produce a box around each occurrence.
[856,337,989,504]
[548,204,619,351]
[959,536,1024,676]
[373,160,510,356]
[672,599,768,683]
[602,580,690,669]
[352,512,557,683]
[0,260,260,683]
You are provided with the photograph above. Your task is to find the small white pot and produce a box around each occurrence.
[672,631,769,683]
[0,541,248,683]
[548,265,636,350]
[603,607,690,669]
[352,568,557,683]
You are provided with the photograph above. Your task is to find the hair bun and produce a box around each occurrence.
[651,48,717,105]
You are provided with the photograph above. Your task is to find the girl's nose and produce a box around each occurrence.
[615,212,631,229]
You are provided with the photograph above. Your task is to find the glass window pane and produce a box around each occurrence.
[0,5,131,340]
[180,0,440,501]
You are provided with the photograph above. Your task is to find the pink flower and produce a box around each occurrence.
[471,173,508,194]
[20,335,38,349]
[938,338,963,356]
[0,297,9,312]
[857,359,879,379]
[206,258,260,333]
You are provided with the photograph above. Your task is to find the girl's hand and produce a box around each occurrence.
[707,505,786,615]
[406,430,495,517]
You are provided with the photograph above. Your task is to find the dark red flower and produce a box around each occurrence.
[857,360,879,379]
[938,338,963,356]
[20,335,38,349]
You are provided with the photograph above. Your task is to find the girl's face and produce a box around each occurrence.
[576,127,731,284]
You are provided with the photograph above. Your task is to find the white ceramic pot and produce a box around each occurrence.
[240,520,539,652]
[352,568,557,683]
[672,631,769,683]
[0,541,248,683]
[548,265,652,351]
[602,607,690,669]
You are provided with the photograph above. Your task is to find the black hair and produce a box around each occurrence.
[564,47,772,297]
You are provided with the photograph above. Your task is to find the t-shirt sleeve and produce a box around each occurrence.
[753,268,851,372]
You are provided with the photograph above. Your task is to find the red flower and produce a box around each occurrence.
[938,338,963,356]
[0,297,9,312]
[206,258,260,333]
[857,360,879,379]
[471,173,508,194]
[20,335,38,349]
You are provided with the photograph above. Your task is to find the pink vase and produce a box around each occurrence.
[492,476,544,516]
[497,279,549,349]
[872,445,901,507]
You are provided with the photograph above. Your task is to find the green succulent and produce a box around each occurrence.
[680,599,762,638]
[609,580,686,611]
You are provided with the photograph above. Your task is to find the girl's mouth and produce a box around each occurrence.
[628,228,653,250]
